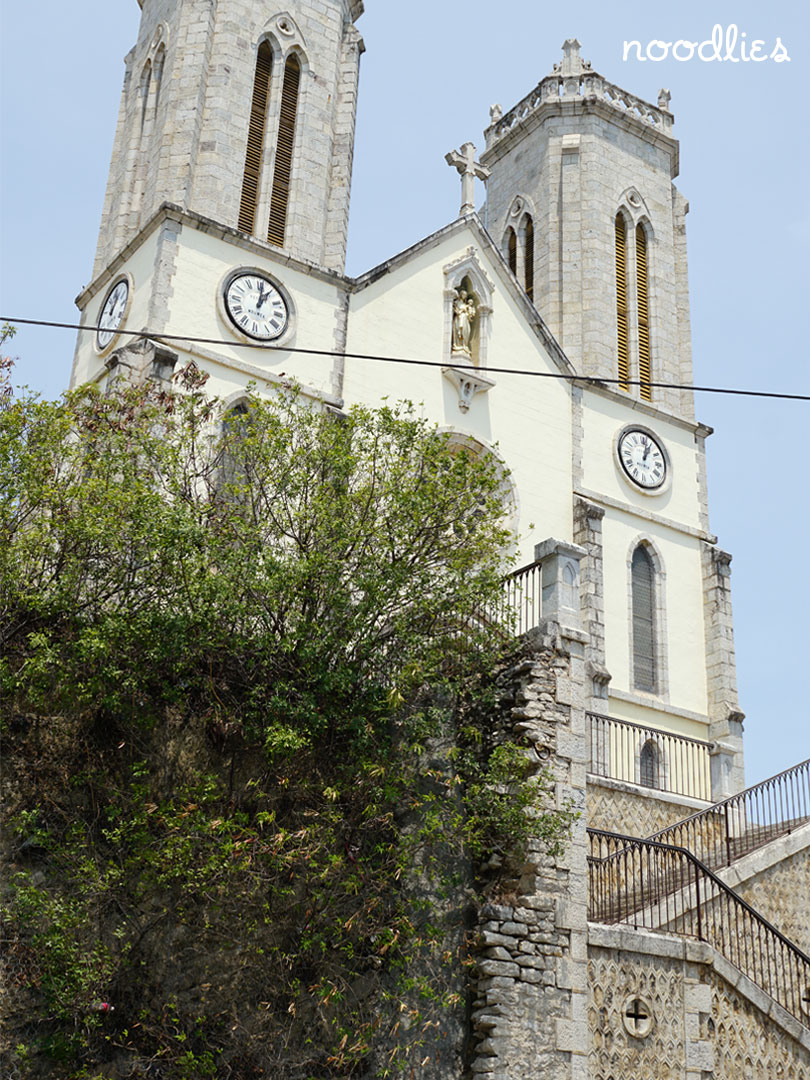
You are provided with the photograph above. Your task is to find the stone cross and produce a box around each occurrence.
[445,142,490,218]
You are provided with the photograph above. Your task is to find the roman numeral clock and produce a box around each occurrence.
[222,269,290,342]
[617,426,669,493]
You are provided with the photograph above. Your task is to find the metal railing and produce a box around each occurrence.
[500,559,542,637]
[588,712,712,802]
[588,828,810,1026]
[647,758,810,872]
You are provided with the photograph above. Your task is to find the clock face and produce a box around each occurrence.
[224,272,289,341]
[97,279,130,351]
[618,429,667,490]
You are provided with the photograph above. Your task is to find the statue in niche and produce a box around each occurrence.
[452,288,477,357]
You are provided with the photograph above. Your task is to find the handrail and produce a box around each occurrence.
[588,711,712,801]
[588,828,810,1026]
[647,758,810,871]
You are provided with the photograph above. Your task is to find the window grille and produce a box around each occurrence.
[238,42,273,236]
[631,545,656,692]
[267,54,301,247]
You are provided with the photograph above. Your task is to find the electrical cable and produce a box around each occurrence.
[3,315,809,402]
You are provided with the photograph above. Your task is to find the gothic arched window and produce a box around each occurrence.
[139,60,153,134]
[615,212,630,392]
[506,227,517,276]
[238,41,273,236]
[523,215,534,302]
[631,545,656,692]
[267,53,301,247]
[639,739,660,789]
[152,46,166,121]
[635,222,652,402]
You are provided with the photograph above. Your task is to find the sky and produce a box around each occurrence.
[0,0,808,787]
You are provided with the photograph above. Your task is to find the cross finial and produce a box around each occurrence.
[445,142,491,218]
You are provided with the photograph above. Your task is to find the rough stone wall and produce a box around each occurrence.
[586,778,707,839]
[469,621,591,1080]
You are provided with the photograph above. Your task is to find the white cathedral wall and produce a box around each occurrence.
[71,228,162,389]
[601,508,709,731]
[166,226,342,397]
[580,392,702,529]
[344,231,573,566]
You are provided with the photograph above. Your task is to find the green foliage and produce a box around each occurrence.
[0,371,575,1078]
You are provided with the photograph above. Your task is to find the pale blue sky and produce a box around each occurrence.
[1,1,807,786]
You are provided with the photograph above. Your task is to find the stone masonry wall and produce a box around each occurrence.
[588,927,810,1080]
[469,620,590,1080]
[586,777,708,839]
[727,835,810,957]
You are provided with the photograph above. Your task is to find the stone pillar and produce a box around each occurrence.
[573,499,612,710]
[533,538,587,636]
[701,544,745,798]
[470,621,590,1080]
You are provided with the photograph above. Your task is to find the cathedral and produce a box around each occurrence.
[68,1,809,1076]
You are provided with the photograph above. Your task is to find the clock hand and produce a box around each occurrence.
[256,285,268,310]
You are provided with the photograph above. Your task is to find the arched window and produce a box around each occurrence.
[506,227,517,276]
[523,215,534,302]
[139,61,153,134]
[631,545,656,692]
[639,739,660,789]
[238,41,273,236]
[152,46,166,120]
[267,53,301,247]
[635,223,652,402]
[615,212,630,392]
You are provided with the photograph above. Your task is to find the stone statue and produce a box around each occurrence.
[452,288,476,355]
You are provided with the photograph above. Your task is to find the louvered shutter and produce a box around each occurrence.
[636,224,652,401]
[615,214,630,392]
[267,54,301,247]
[524,217,534,302]
[238,42,273,236]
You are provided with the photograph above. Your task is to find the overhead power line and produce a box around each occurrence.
[3,316,809,402]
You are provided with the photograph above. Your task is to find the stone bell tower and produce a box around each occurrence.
[94,0,365,277]
[481,40,694,422]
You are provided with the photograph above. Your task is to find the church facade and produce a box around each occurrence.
[69,2,810,1076]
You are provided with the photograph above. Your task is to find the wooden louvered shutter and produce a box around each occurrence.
[238,42,273,236]
[632,546,656,692]
[636,224,652,401]
[507,228,517,275]
[267,54,301,247]
[524,217,534,302]
[615,214,630,392]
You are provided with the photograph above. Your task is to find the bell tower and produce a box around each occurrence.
[95,0,365,277]
[481,40,694,422]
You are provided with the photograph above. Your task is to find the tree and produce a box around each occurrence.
[0,366,575,1079]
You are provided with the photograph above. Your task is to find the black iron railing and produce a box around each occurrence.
[500,559,542,637]
[647,758,810,871]
[588,828,810,1026]
[588,712,712,801]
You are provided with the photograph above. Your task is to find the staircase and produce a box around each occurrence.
[586,760,810,1027]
